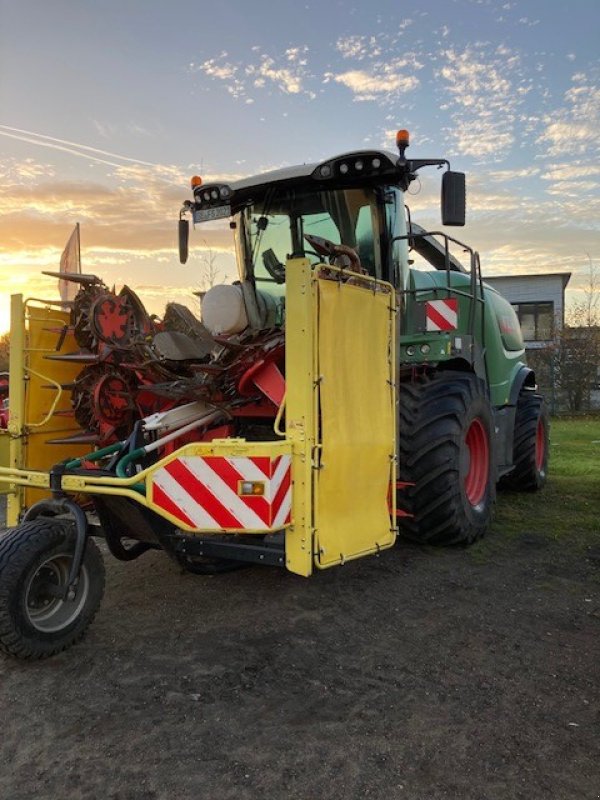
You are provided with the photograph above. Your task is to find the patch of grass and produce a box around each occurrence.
[489,416,600,549]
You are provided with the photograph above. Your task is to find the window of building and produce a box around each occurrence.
[512,302,554,341]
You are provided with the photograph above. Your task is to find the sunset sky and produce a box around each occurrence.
[1,0,599,333]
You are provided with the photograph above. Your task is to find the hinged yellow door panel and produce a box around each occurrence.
[314,274,396,568]
[5,296,88,524]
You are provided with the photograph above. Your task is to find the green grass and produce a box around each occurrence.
[486,416,600,550]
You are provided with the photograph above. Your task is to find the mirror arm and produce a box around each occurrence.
[396,158,450,190]
[178,206,191,265]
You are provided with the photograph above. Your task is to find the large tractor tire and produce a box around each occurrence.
[501,391,549,491]
[0,519,105,660]
[398,370,495,545]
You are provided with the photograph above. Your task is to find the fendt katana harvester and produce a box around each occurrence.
[0,130,548,659]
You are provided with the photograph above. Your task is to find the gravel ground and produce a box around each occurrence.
[1,493,599,800]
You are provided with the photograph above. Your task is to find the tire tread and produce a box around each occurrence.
[0,519,105,660]
[398,371,495,545]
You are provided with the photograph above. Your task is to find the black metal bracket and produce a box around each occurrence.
[176,535,286,567]
[22,498,90,600]
[48,463,67,495]
[396,158,449,190]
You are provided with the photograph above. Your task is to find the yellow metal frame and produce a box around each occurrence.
[0,265,396,579]
[283,258,318,576]
[0,438,292,527]
[4,295,91,524]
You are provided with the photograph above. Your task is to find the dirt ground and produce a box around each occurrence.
[0,494,598,800]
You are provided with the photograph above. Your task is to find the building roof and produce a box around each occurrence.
[484,272,572,289]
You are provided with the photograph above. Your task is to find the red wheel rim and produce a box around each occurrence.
[464,418,489,507]
[535,418,546,472]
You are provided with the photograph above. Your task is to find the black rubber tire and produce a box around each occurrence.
[398,371,496,545]
[0,519,105,660]
[501,391,549,491]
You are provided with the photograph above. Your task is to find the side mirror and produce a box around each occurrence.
[178,218,189,264]
[441,171,466,226]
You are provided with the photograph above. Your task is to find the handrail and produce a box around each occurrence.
[393,230,486,348]
[274,392,287,437]
[23,366,63,429]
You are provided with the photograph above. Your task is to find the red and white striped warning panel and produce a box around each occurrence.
[425,298,458,331]
[149,454,292,532]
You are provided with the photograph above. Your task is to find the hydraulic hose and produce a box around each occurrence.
[114,410,224,478]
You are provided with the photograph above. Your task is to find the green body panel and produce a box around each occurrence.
[400,270,527,409]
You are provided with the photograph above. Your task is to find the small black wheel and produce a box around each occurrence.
[0,518,105,660]
[398,370,496,545]
[501,391,549,491]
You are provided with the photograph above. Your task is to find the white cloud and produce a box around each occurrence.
[0,123,162,170]
[285,46,309,65]
[436,46,525,160]
[92,119,118,139]
[544,180,600,197]
[336,35,382,61]
[246,53,311,96]
[192,55,246,99]
[537,72,600,157]
[330,68,419,101]
[325,53,422,103]
[486,167,541,181]
[0,157,55,184]
[193,47,315,100]
[542,163,600,181]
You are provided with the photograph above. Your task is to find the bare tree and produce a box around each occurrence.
[578,253,599,328]
[197,241,224,294]
[0,333,9,373]
[553,257,600,412]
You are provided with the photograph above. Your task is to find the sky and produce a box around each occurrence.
[0,0,599,333]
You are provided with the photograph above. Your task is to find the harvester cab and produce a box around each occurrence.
[180,130,465,294]
[0,131,549,660]
[180,128,546,548]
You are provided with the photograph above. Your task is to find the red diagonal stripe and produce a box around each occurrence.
[207,457,271,524]
[270,455,281,478]
[438,297,458,313]
[272,464,291,518]
[434,298,457,322]
[426,303,456,331]
[152,481,198,529]
[166,459,242,529]
[249,456,271,478]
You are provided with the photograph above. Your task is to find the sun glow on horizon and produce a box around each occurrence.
[0,297,11,335]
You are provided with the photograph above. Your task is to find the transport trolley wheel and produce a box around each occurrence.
[398,370,496,545]
[0,519,105,659]
[501,390,549,491]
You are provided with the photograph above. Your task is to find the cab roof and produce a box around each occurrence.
[230,149,399,193]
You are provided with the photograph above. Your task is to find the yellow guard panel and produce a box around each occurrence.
[6,296,87,523]
[315,276,396,567]
[0,434,8,492]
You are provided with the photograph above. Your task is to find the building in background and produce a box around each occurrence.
[484,272,600,413]
[483,273,571,349]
